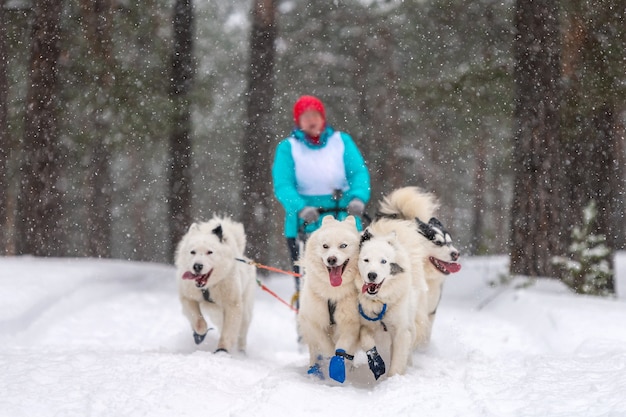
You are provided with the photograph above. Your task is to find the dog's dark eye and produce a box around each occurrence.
[190,250,196,255]
[381,259,387,264]
[340,243,347,249]
[323,244,329,249]
[363,258,369,263]
[206,251,213,255]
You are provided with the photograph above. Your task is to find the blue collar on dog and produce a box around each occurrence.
[359,303,387,322]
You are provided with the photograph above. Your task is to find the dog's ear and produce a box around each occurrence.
[344,215,357,227]
[321,215,336,226]
[385,231,398,246]
[189,222,200,232]
[428,217,453,243]
[429,217,445,230]
[416,217,435,240]
[390,262,405,276]
[360,229,373,247]
[212,225,224,242]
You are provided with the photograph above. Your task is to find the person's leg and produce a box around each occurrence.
[287,237,300,309]
[287,237,304,343]
[287,237,300,272]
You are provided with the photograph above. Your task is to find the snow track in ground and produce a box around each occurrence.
[1,255,626,417]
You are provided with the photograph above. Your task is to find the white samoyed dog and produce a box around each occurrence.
[297,215,361,383]
[175,216,256,353]
[376,187,461,342]
[356,220,430,380]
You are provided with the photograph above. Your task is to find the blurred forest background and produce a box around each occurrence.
[1,0,625,288]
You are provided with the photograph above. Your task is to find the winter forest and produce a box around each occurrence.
[1,0,625,294]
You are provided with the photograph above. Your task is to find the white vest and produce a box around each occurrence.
[289,132,349,196]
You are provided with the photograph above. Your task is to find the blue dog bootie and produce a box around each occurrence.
[329,349,354,383]
[307,355,324,379]
[307,363,324,379]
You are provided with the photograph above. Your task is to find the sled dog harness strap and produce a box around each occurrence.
[201,288,214,303]
[235,257,301,278]
[232,259,299,313]
[335,349,355,361]
[328,300,337,325]
[359,303,388,332]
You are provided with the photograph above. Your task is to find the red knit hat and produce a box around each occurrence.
[293,95,326,126]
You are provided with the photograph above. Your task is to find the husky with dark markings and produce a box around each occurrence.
[415,216,461,329]
[355,186,461,380]
[376,187,461,342]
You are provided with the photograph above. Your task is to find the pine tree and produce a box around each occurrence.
[552,201,614,297]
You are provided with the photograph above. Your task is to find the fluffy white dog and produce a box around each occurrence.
[297,215,361,383]
[175,216,256,353]
[354,187,461,380]
[356,221,430,380]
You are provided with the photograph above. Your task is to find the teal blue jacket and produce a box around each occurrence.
[272,126,371,238]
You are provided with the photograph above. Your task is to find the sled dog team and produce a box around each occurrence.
[175,186,461,382]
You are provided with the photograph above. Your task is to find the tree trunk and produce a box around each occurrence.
[79,0,114,258]
[167,0,194,261]
[352,24,401,204]
[378,28,404,194]
[471,131,487,255]
[509,0,563,277]
[241,0,277,263]
[0,3,8,254]
[17,0,65,256]
[560,2,624,293]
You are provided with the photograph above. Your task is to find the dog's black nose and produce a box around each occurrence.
[451,251,460,262]
[368,272,377,282]
[327,256,337,266]
[193,263,203,274]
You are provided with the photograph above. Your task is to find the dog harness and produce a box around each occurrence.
[328,300,337,325]
[359,303,388,332]
[201,288,214,303]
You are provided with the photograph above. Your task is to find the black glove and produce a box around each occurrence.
[347,199,365,217]
[299,206,319,223]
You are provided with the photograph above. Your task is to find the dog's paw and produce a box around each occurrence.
[193,332,207,345]
[214,348,229,354]
[307,363,324,379]
[366,347,386,380]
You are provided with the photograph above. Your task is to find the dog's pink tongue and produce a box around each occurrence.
[446,262,462,273]
[182,271,196,280]
[362,283,376,294]
[329,266,343,287]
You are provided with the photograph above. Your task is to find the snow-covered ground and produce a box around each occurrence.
[1,254,625,417]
